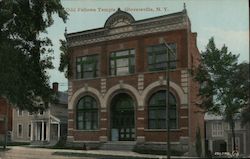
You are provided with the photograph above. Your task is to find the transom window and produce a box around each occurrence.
[110,49,135,76]
[147,43,177,71]
[148,90,177,129]
[76,96,98,130]
[76,55,99,79]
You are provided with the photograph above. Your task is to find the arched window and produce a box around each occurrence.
[148,90,177,129]
[76,95,98,130]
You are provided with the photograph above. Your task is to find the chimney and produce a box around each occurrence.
[52,82,59,92]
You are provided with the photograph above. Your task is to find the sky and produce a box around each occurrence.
[46,0,249,91]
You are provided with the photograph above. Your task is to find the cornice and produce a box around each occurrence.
[67,11,188,47]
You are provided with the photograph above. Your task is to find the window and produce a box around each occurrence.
[147,43,177,71]
[17,109,23,116]
[18,124,22,137]
[39,110,44,115]
[212,122,223,137]
[110,49,135,76]
[76,55,99,79]
[28,124,31,137]
[76,96,98,130]
[148,90,177,129]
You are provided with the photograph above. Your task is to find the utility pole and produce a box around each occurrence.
[166,48,170,159]
[162,41,176,159]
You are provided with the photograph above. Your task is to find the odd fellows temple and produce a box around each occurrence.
[66,7,204,155]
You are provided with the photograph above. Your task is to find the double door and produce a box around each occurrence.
[111,93,135,141]
[112,110,135,141]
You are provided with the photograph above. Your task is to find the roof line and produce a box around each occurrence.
[67,10,186,37]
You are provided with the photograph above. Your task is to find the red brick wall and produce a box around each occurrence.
[73,131,100,141]
[188,32,204,143]
[0,98,13,134]
[68,28,202,143]
[144,130,182,142]
[72,78,101,94]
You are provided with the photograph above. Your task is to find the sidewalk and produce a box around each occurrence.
[55,149,163,158]
[46,147,197,159]
[9,146,198,159]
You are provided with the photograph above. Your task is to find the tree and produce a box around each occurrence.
[58,39,71,78]
[241,104,250,125]
[0,0,68,112]
[233,63,250,125]
[195,126,202,157]
[195,37,247,152]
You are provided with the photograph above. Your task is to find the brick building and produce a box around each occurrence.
[0,97,12,143]
[66,8,204,155]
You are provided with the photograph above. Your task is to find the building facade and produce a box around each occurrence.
[205,116,250,156]
[12,83,68,145]
[0,98,12,143]
[66,8,204,155]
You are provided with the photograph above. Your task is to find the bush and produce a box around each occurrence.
[0,141,30,146]
[133,145,184,156]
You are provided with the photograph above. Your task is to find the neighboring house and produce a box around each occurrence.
[205,115,250,156]
[65,7,204,155]
[0,98,12,143]
[12,83,68,145]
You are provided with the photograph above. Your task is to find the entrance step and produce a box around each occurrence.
[100,141,136,151]
[30,140,59,147]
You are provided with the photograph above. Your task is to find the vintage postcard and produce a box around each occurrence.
[0,0,249,158]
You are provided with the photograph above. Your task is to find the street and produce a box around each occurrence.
[0,146,151,159]
[0,146,95,159]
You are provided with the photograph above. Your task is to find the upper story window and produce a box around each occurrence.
[147,43,177,71]
[39,110,44,115]
[110,49,135,76]
[76,55,99,79]
[17,109,23,116]
[212,122,223,137]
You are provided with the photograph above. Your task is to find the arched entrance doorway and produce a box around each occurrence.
[110,93,135,141]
